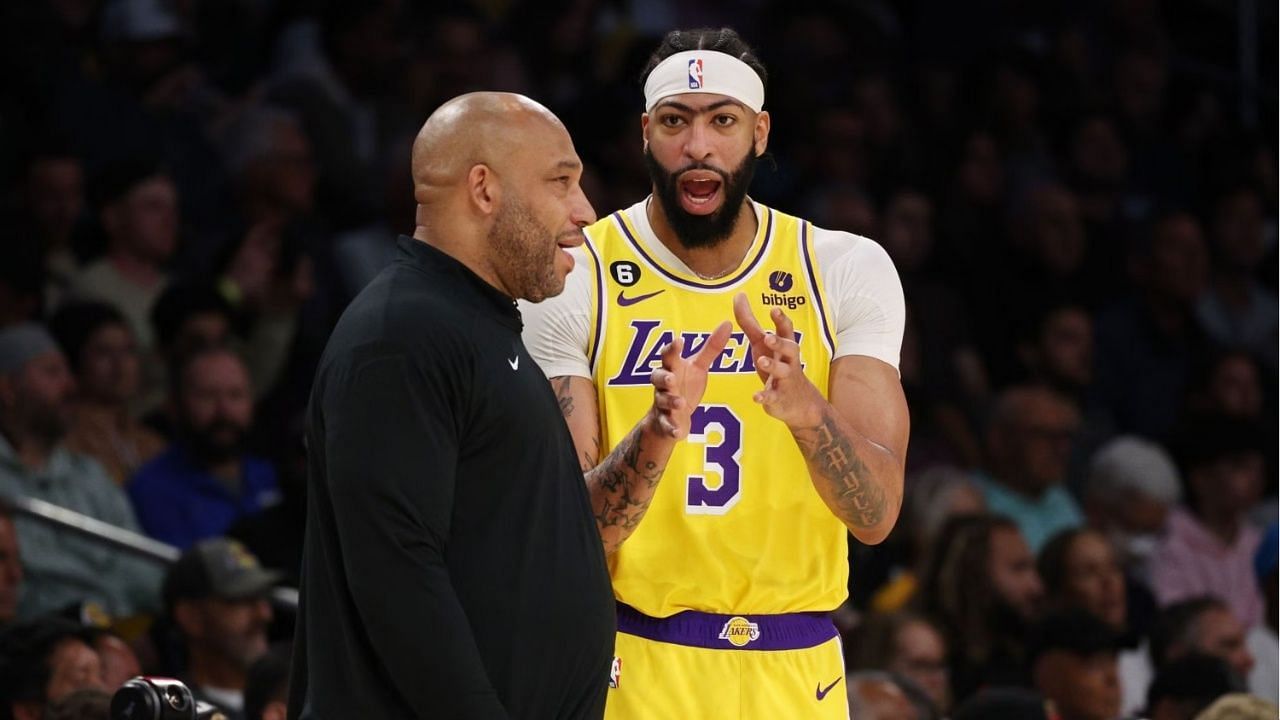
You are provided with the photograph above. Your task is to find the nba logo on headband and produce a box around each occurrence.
[688,58,703,89]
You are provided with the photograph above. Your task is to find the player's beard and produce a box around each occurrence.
[645,145,757,250]
[488,194,564,303]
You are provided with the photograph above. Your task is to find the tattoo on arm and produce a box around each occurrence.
[793,410,887,529]
[586,427,666,553]
[554,376,575,417]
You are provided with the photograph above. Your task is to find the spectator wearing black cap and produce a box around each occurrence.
[1028,609,1123,720]
[0,615,106,720]
[49,302,165,485]
[69,160,178,355]
[0,323,161,619]
[1151,414,1267,627]
[163,538,279,720]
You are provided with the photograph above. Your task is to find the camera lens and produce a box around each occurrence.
[164,684,189,711]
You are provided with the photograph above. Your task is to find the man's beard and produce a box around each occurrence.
[644,145,757,250]
[17,395,69,446]
[487,194,564,303]
[182,418,247,465]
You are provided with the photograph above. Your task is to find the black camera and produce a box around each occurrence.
[110,677,227,720]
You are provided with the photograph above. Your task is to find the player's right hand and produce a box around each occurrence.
[649,321,732,438]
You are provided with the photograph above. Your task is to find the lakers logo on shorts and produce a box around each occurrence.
[718,617,761,647]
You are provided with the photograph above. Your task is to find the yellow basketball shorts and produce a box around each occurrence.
[604,604,849,720]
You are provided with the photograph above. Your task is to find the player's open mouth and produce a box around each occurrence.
[679,172,722,214]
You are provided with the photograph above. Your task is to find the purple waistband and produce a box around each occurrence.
[616,603,838,651]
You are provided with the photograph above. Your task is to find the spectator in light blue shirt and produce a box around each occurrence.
[129,344,278,550]
[975,385,1084,553]
[0,323,161,619]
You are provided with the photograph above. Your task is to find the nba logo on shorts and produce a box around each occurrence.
[688,58,703,89]
[609,656,622,688]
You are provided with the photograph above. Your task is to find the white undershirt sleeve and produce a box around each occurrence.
[518,247,594,379]
[812,227,906,372]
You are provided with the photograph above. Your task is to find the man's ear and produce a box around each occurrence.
[641,113,651,152]
[468,164,500,216]
[753,110,771,157]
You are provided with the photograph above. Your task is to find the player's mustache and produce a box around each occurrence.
[668,162,730,183]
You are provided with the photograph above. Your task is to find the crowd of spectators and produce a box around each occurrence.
[0,0,1274,718]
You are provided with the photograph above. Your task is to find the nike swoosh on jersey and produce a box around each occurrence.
[815,677,842,700]
[507,356,519,370]
[616,289,665,307]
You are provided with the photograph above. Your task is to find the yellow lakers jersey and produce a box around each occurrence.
[581,200,849,617]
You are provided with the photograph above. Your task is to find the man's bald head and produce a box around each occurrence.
[411,92,566,206]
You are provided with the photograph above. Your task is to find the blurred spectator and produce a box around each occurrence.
[18,144,87,307]
[868,466,984,613]
[845,671,919,720]
[975,385,1084,552]
[163,538,278,719]
[1185,350,1267,420]
[1084,436,1182,583]
[266,0,405,230]
[1152,415,1266,626]
[1038,527,1154,715]
[1145,654,1244,720]
[1194,693,1280,720]
[145,283,234,423]
[213,223,313,402]
[1005,184,1090,308]
[951,687,1052,720]
[920,514,1043,704]
[1028,609,1122,720]
[220,106,317,229]
[1017,302,1094,399]
[69,160,178,354]
[0,323,160,618]
[86,628,140,691]
[331,135,414,297]
[1196,185,1277,371]
[846,611,950,716]
[0,510,20,627]
[0,616,105,720]
[129,345,278,550]
[242,642,290,720]
[805,183,879,239]
[1246,523,1277,703]
[1015,300,1112,490]
[42,687,111,720]
[1094,210,1210,440]
[1038,528,1129,636]
[1150,597,1254,681]
[49,302,165,485]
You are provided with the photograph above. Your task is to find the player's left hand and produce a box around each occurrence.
[732,292,824,428]
[649,321,732,438]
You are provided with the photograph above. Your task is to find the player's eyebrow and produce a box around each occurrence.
[552,159,582,172]
[654,98,746,115]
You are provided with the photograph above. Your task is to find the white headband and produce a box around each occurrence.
[643,50,764,113]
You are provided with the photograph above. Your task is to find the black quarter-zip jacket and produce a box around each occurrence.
[289,236,614,719]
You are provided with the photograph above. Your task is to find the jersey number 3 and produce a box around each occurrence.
[685,405,743,514]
